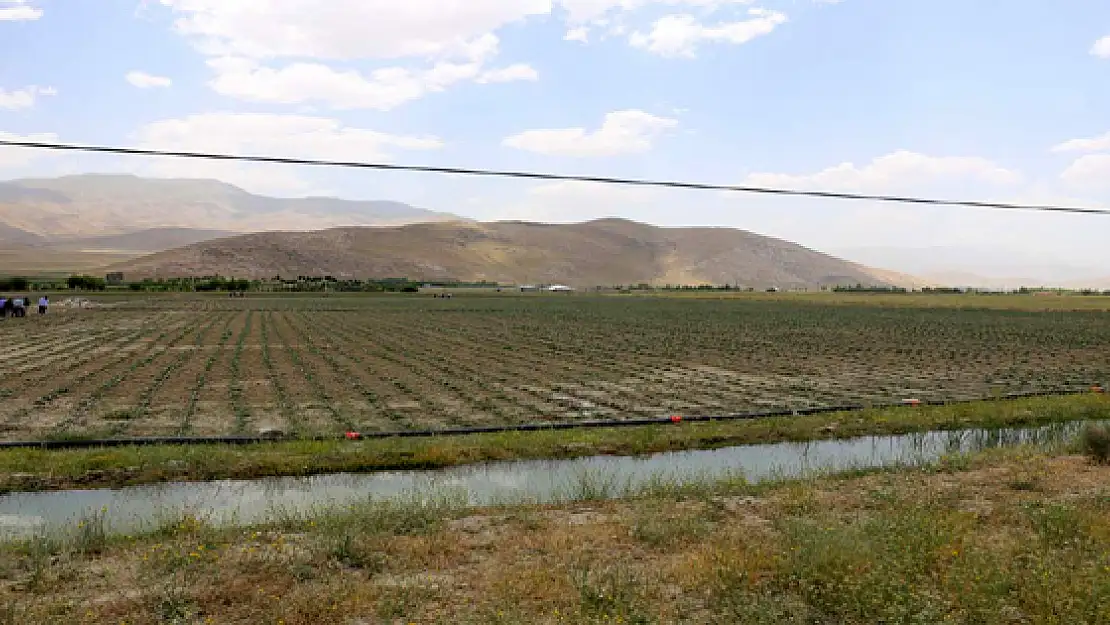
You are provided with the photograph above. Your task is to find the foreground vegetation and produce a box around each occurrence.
[2,436,1108,623]
[2,394,1107,493]
[2,293,1110,443]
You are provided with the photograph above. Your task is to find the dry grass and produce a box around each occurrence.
[2,449,1108,624]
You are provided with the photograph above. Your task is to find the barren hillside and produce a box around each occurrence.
[110,218,897,288]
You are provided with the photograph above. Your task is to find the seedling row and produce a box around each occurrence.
[1,294,1108,439]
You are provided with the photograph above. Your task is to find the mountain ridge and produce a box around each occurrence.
[0,174,462,239]
[108,218,901,288]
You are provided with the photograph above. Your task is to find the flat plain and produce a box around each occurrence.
[2,292,1110,441]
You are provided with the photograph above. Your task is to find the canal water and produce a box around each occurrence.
[0,421,1085,539]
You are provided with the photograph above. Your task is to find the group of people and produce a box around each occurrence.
[0,295,48,318]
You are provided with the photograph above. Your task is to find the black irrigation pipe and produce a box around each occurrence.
[0,387,1101,451]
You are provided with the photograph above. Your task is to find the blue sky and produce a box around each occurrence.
[2,0,1110,280]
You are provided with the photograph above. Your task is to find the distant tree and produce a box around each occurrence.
[0,276,29,291]
[67,275,107,291]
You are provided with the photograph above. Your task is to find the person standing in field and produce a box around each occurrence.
[0,296,7,318]
[12,296,25,318]
[38,295,48,315]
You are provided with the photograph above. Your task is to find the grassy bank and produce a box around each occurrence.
[2,441,1108,623]
[2,394,1108,493]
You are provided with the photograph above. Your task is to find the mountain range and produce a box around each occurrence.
[2,175,1102,289]
[108,218,898,289]
[0,174,947,288]
[0,174,467,275]
[832,245,1110,290]
[0,174,459,240]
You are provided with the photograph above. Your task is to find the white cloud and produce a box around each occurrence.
[477,63,539,83]
[126,71,173,89]
[1051,131,1110,154]
[159,1,801,107]
[558,0,755,25]
[564,26,589,42]
[0,0,41,21]
[630,9,787,58]
[159,1,543,109]
[1060,154,1110,192]
[207,57,482,110]
[127,112,443,195]
[159,0,550,61]
[206,52,533,110]
[0,85,56,110]
[198,29,532,110]
[744,150,1022,193]
[1092,35,1110,59]
[503,109,678,157]
[0,130,59,167]
[133,112,443,160]
[159,0,763,57]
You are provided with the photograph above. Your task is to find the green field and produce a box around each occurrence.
[2,292,1110,442]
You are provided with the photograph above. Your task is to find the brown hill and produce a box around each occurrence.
[39,228,238,253]
[0,222,45,245]
[0,174,461,238]
[109,218,898,288]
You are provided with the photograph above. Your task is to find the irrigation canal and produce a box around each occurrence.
[0,420,1091,539]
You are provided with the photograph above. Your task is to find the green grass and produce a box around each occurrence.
[1,393,1107,492]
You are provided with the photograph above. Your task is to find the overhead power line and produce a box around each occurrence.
[1,138,1107,216]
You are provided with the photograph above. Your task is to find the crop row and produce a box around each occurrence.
[3,295,1110,439]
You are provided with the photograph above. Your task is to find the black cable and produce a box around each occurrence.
[2,138,1108,216]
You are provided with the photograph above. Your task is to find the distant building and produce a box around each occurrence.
[547,285,574,292]
[520,285,538,292]
[106,272,124,285]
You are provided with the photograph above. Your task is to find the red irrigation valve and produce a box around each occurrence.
[902,399,922,407]
[345,431,362,440]
[670,415,683,423]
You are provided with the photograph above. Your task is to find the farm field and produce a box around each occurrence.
[2,293,1110,441]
